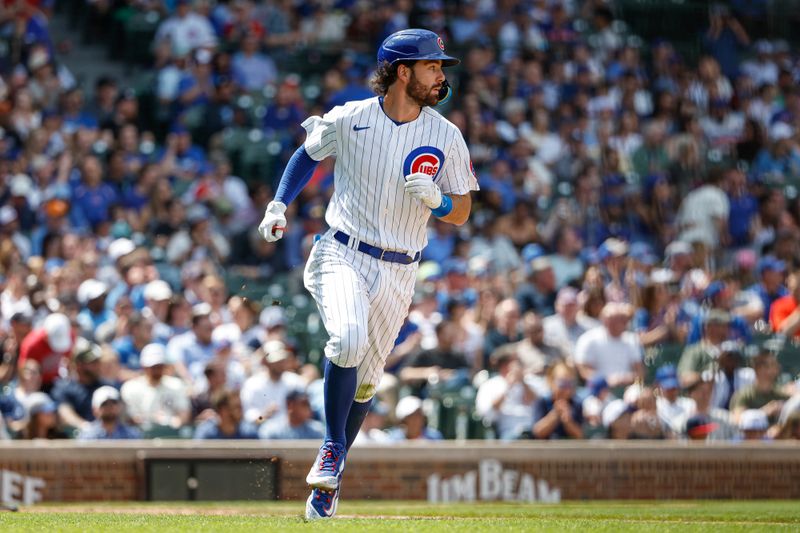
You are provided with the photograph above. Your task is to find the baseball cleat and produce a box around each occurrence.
[306,441,346,490]
[305,486,340,520]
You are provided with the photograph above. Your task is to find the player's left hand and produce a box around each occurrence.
[404,172,443,209]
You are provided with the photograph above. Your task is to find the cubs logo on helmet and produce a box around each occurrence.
[403,146,445,182]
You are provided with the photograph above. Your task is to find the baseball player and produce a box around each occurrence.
[258,28,478,520]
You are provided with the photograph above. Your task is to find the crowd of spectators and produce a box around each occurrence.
[1,0,800,443]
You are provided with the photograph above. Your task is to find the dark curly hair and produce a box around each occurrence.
[369,60,415,96]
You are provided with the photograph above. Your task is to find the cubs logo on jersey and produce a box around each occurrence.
[403,146,445,182]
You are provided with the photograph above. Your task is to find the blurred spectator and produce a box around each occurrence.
[475,347,539,440]
[387,396,442,441]
[654,365,695,434]
[574,303,643,387]
[678,309,732,387]
[194,389,257,439]
[707,341,755,411]
[18,313,75,393]
[78,386,141,440]
[516,257,557,316]
[738,408,769,440]
[399,321,469,397]
[602,398,634,439]
[482,298,522,368]
[730,351,788,430]
[50,339,110,433]
[680,376,738,441]
[532,362,583,439]
[167,303,215,384]
[240,340,303,425]
[258,389,324,440]
[120,343,191,432]
[352,401,391,445]
[543,287,592,357]
[512,312,563,376]
[22,392,66,440]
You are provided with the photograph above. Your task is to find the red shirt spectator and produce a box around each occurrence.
[18,314,75,389]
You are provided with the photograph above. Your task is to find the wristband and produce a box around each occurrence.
[431,194,453,217]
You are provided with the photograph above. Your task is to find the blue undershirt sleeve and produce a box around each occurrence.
[274,146,320,205]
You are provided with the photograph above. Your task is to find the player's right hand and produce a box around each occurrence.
[258,201,288,242]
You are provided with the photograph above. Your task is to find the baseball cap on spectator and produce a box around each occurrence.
[556,286,579,307]
[259,305,287,330]
[192,302,212,319]
[705,309,732,326]
[758,256,786,275]
[262,340,291,363]
[598,238,628,260]
[650,268,675,284]
[395,395,423,421]
[0,206,17,226]
[108,238,136,262]
[144,280,173,302]
[442,258,468,276]
[588,375,609,396]
[521,243,546,263]
[654,365,679,390]
[583,396,604,419]
[665,241,692,258]
[73,338,102,364]
[9,173,33,199]
[140,343,167,368]
[769,122,793,142]
[43,313,72,352]
[720,340,744,356]
[92,386,120,410]
[530,256,552,274]
[602,399,634,428]
[755,39,774,55]
[703,280,726,301]
[26,392,57,416]
[10,309,33,324]
[685,414,718,438]
[77,279,108,305]
[286,389,309,403]
[739,409,769,432]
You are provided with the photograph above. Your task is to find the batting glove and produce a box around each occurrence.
[403,172,443,210]
[258,201,288,242]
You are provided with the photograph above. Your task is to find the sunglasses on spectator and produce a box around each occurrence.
[556,379,576,389]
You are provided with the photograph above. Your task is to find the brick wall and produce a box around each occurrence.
[1,441,799,503]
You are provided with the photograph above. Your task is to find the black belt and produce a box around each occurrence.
[333,231,421,265]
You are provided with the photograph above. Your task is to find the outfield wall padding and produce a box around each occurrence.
[0,441,798,503]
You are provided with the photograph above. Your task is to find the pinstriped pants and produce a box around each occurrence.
[303,230,418,401]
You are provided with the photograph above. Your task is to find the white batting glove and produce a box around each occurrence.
[258,201,288,242]
[403,172,443,209]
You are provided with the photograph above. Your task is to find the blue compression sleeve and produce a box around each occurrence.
[274,146,319,205]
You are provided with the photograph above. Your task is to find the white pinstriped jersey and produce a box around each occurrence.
[302,96,479,253]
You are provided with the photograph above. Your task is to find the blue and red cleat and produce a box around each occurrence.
[305,485,340,520]
[306,441,346,491]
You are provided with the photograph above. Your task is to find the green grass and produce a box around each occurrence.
[1,501,799,531]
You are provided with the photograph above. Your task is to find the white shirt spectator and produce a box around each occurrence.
[475,374,546,439]
[699,112,745,149]
[574,326,642,380]
[155,12,217,53]
[121,375,190,429]
[657,396,696,433]
[543,312,593,357]
[240,370,304,424]
[741,59,778,87]
[677,184,730,247]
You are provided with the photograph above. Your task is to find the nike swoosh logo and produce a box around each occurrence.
[353,125,371,131]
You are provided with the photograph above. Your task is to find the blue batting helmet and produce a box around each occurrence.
[377,29,460,67]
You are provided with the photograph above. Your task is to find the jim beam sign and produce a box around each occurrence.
[427,459,560,503]
[1,470,46,507]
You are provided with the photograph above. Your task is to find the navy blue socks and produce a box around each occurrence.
[345,398,373,450]
[323,360,357,447]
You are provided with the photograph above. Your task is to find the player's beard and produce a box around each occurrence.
[406,71,440,107]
